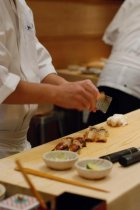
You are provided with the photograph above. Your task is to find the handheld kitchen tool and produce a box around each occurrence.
[96,92,112,113]
[100,147,139,163]
[119,149,140,167]
[16,167,109,193]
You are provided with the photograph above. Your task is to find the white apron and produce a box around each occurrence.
[0,0,56,158]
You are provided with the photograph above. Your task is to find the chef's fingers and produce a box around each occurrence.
[78,80,99,111]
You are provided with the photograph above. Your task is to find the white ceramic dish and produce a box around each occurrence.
[75,158,112,179]
[43,151,79,170]
[0,184,6,201]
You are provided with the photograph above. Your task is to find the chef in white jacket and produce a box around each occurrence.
[87,0,140,126]
[0,0,99,158]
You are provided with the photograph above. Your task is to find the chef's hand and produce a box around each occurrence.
[54,80,99,112]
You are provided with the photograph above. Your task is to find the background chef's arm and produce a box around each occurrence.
[102,0,127,45]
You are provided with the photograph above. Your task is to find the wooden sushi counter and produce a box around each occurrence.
[0,109,140,210]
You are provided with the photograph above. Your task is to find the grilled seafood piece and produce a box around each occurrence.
[53,137,72,151]
[84,126,109,142]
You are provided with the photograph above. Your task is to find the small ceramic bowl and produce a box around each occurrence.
[75,158,112,179]
[42,151,79,170]
[0,184,6,201]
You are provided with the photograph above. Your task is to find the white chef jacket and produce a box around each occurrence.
[98,0,140,99]
[0,0,56,158]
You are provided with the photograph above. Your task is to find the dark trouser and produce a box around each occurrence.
[87,86,140,126]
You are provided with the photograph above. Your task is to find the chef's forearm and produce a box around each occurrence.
[3,80,58,104]
[41,73,68,85]
[3,78,99,112]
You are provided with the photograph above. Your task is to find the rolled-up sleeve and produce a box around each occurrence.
[0,29,20,104]
[36,39,56,81]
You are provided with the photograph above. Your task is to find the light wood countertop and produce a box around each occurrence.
[0,109,140,210]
